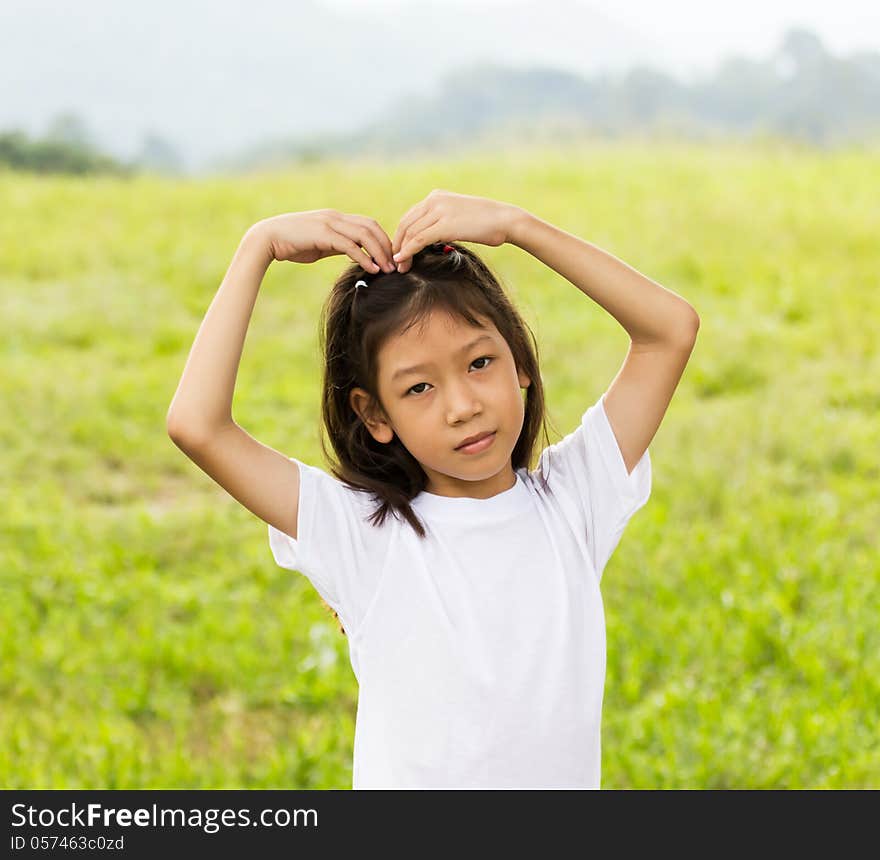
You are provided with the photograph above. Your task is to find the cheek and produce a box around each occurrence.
[393,411,426,441]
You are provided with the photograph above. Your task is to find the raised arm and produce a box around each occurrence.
[166,211,395,538]
[507,208,700,475]
[166,226,273,443]
[507,209,699,346]
[165,225,309,537]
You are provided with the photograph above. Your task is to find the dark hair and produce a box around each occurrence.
[316,241,556,634]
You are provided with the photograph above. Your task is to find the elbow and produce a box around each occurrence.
[653,308,699,350]
[679,307,700,343]
[165,408,183,440]
[167,422,205,456]
[166,412,197,447]
[166,412,231,449]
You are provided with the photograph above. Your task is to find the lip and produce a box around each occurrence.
[455,431,496,454]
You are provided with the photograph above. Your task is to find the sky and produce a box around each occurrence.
[323,0,880,79]
[1,0,877,169]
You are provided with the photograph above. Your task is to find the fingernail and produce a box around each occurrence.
[393,252,402,261]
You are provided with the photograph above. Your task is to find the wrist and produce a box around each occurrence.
[241,221,275,267]
[505,206,534,248]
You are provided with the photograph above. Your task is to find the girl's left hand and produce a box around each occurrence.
[391,189,523,273]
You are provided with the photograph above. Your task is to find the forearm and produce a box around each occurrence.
[508,208,699,345]
[166,226,273,440]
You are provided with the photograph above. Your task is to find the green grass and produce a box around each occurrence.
[2,138,878,788]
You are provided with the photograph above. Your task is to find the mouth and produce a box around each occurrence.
[455,431,496,453]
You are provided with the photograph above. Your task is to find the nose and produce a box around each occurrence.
[444,379,482,424]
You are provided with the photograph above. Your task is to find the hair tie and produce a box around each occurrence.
[442,244,454,254]
[354,278,368,291]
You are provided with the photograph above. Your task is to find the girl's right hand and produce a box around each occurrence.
[250,210,397,274]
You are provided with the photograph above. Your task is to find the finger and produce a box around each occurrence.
[392,201,430,255]
[394,215,441,268]
[347,214,395,270]
[334,215,391,272]
[334,231,379,272]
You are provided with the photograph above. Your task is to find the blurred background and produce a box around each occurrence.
[3,0,880,174]
[1,0,878,788]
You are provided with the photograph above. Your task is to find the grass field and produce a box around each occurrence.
[1,139,878,788]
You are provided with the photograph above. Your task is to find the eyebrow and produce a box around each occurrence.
[391,334,496,382]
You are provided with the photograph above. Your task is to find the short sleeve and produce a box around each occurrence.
[535,391,652,581]
[267,457,389,636]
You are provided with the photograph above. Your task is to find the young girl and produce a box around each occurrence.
[166,189,700,789]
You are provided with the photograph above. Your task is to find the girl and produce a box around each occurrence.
[167,189,700,789]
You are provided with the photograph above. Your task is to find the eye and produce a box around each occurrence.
[405,356,494,397]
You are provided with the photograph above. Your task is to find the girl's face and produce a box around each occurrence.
[350,310,531,499]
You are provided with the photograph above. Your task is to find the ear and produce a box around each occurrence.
[349,387,395,444]
[517,367,531,389]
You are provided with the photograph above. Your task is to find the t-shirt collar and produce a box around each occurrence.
[411,469,532,520]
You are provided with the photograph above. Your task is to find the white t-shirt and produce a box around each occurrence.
[268,391,652,789]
